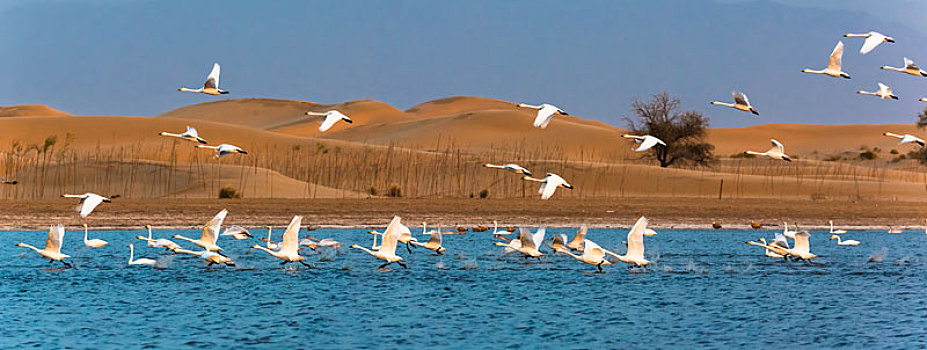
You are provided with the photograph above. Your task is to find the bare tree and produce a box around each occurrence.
[624,92,716,168]
[918,105,927,129]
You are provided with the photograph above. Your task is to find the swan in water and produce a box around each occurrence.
[411,222,446,255]
[172,209,227,251]
[602,216,651,267]
[523,173,574,200]
[492,221,510,236]
[195,144,248,158]
[547,234,569,252]
[887,226,903,234]
[300,234,342,250]
[174,248,235,267]
[782,222,798,239]
[802,41,850,79]
[567,225,587,251]
[306,110,353,132]
[495,227,545,261]
[369,222,417,254]
[881,57,927,77]
[221,225,252,240]
[829,220,847,234]
[557,239,612,272]
[830,235,860,246]
[710,91,759,115]
[126,244,156,266]
[260,226,281,250]
[745,139,791,162]
[82,224,108,248]
[351,216,408,269]
[16,224,72,267]
[516,103,568,129]
[857,83,898,100]
[158,126,207,144]
[252,215,314,268]
[844,31,894,54]
[178,62,229,95]
[62,192,111,218]
[882,132,925,147]
[621,134,667,152]
[136,225,181,251]
[482,163,532,176]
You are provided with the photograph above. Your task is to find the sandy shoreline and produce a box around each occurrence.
[1,197,926,231]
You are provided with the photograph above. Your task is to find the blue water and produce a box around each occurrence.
[2,226,926,349]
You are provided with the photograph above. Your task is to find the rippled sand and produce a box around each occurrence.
[2,227,926,348]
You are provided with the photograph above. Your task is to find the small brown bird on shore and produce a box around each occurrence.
[751,221,762,230]
[712,222,722,229]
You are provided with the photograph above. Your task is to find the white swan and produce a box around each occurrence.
[492,221,510,236]
[567,225,587,251]
[82,224,108,248]
[881,57,927,77]
[556,239,612,272]
[547,234,569,251]
[174,248,235,267]
[710,91,759,115]
[351,216,408,269]
[516,103,568,129]
[126,244,157,266]
[411,222,446,254]
[158,126,207,144]
[136,225,181,251]
[16,224,71,267]
[745,237,786,259]
[482,163,532,176]
[830,235,860,246]
[621,134,667,152]
[782,222,797,239]
[602,216,651,267]
[195,144,247,158]
[261,226,280,250]
[802,41,851,79]
[844,31,894,54]
[888,226,903,234]
[857,83,898,100]
[62,192,111,218]
[882,132,925,147]
[745,139,791,162]
[369,222,417,254]
[252,215,314,268]
[305,110,353,132]
[172,209,226,251]
[220,225,252,240]
[522,173,574,200]
[179,62,229,95]
[783,231,818,261]
[494,227,545,260]
[828,220,847,234]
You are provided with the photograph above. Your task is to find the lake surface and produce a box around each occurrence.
[2,226,926,349]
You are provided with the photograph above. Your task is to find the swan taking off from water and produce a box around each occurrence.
[830,235,860,246]
[516,103,568,129]
[174,249,235,267]
[784,231,818,261]
[136,225,181,251]
[482,163,532,176]
[744,139,791,162]
[557,240,612,272]
[252,215,314,268]
[857,83,898,100]
[16,224,71,267]
[300,235,341,250]
[746,236,787,259]
[522,173,574,200]
[881,57,927,77]
[158,126,207,144]
[828,220,847,234]
[602,216,651,267]
[351,216,408,269]
[196,144,248,158]
[62,192,111,218]
[306,110,353,132]
[621,134,666,152]
[882,132,925,147]
[411,222,446,255]
[802,41,850,79]
[567,225,587,251]
[547,234,569,251]
[82,224,108,248]
[782,222,797,239]
[126,244,156,266]
[495,227,545,261]
[710,91,759,115]
[172,209,227,251]
[221,225,252,240]
[179,62,229,95]
[844,31,894,54]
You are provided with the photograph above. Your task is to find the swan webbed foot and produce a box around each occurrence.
[280,261,288,265]
[398,262,409,269]
[299,261,316,269]
[406,244,413,254]
[378,262,390,269]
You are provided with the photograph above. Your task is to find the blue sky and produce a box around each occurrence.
[2,0,926,127]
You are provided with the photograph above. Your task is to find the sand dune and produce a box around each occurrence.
[709,124,926,158]
[0,104,71,118]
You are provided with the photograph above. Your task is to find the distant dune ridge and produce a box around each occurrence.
[1,96,926,202]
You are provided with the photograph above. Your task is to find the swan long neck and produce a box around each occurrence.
[745,151,766,156]
[711,101,735,108]
[882,66,903,72]
[252,245,280,257]
[84,226,89,242]
[602,248,623,259]
[352,245,377,256]
[844,33,867,37]
[174,235,195,243]
[179,87,203,93]
[802,69,824,74]
[160,132,183,138]
[18,243,40,253]
[128,244,135,263]
[523,176,545,183]
[559,249,581,260]
[518,103,542,109]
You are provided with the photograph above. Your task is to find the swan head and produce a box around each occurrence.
[171,234,181,238]
[564,184,575,190]
[880,66,889,70]
[15,242,24,247]
[801,69,810,73]
[781,155,791,162]
[830,235,839,240]
[841,73,850,79]
[177,88,183,91]
[885,37,895,43]
[250,245,261,249]
[135,235,145,240]
[349,244,362,249]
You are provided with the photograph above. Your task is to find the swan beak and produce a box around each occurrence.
[220,90,230,94]
[782,156,792,162]
[891,96,899,100]
[880,66,888,70]
[886,38,895,43]
[103,198,112,203]
[344,118,353,123]
[238,150,248,154]
[178,88,183,91]
[559,111,569,115]
[172,235,180,238]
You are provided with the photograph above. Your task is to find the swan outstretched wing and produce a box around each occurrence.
[792,231,811,255]
[733,91,750,106]
[202,209,228,244]
[773,233,790,249]
[534,105,558,128]
[769,139,785,154]
[379,216,403,255]
[539,180,558,200]
[204,63,220,89]
[45,224,65,253]
[569,225,587,248]
[828,41,844,71]
[79,194,105,218]
[518,229,537,250]
[635,136,664,152]
[878,83,891,95]
[583,239,606,261]
[221,225,250,237]
[280,215,302,255]
[904,57,918,70]
[860,34,882,54]
[625,216,647,260]
[532,228,546,248]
